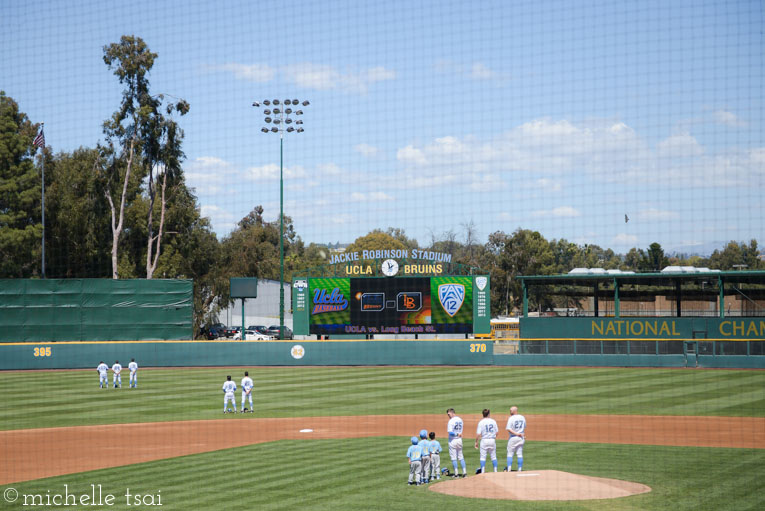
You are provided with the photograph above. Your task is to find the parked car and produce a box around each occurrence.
[206,323,226,339]
[224,326,241,338]
[247,325,270,336]
[233,329,272,341]
[267,325,293,340]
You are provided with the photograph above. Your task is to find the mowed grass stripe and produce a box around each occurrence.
[1,367,764,430]
[1,438,763,511]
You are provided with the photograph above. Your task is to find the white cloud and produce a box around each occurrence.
[349,191,394,202]
[470,62,497,80]
[214,63,275,82]
[214,61,395,94]
[536,178,562,192]
[636,208,679,221]
[354,143,380,158]
[200,205,237,232]
[656,132,704,158]
[714,109,746,128]
[612,233,639,244]
[531,206,581,218]
[246,163,307,181]
[436,60,507,83]
[283,63,395,94]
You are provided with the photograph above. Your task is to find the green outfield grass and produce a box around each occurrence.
[1,438,763,511]
[1,366,764,430]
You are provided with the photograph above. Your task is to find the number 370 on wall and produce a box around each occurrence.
[33,346,52,357]
[469,343,486,353]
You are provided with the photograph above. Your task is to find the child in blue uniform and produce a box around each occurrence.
[406,436,423,485]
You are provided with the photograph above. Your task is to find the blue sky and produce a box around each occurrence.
[3,0,763,254]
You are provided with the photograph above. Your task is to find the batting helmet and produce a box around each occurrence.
[420,429,427,438]
[411,436,419,445]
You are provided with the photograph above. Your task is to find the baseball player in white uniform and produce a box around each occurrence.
[446,408,467,477]
[222,375,237,413]
[97,361,109,388]
[128,358,138,388]
[241,371,254,412]
[474,408,499,473]
[505,406,527,472]
[111,360,122,388]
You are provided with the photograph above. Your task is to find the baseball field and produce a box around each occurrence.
[1,366,763,510]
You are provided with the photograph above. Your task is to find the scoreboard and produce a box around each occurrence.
[292,275,490,337]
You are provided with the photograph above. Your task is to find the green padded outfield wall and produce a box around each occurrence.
[0,279,193,342]
[0,340,493,369]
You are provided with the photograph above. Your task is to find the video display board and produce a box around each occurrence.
[293,276,490,337]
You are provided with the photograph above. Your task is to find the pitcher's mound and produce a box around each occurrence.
[428,470,651,501]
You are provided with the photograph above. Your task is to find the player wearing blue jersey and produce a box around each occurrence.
[428,432,442,480]
[446,408,467,477]
[505,406,527,472]
[222,375,237,413]
[407,436,424,485]
[417,429,431,483]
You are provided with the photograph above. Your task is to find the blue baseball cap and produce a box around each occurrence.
[420,429,428,438]
[411,436,419,445]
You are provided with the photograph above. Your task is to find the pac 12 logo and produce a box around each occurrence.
[312,288,349,314]
[438,284,465,317]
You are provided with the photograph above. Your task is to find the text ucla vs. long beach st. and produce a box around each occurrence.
[329,249,452,265]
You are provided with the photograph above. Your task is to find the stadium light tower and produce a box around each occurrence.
[252,99,308,340]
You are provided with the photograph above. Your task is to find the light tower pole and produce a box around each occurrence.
[252,99,308,339]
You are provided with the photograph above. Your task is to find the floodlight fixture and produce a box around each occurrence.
[296,127,304,133]
[261,127,269,133]
[273,108,280,114]
[295,110,303,115]
[302,100,310,106]
[273,99,280,105]
[292,99,299,105]
[264,109,271,115]
[285,108,292,114]
[265,117,272,123]
[271,127,278,133]
[286,127,295,132]
[252,101,260,107]
[263,100,270,106]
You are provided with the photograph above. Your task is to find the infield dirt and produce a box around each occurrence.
[2,414,763,486]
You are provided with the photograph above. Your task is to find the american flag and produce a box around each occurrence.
[33,127,45,148]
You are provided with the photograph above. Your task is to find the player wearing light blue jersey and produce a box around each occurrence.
[417,429,431,483]
[505,406,527,472]
[97,361,108,388]
[428,432,442,480]
[222,375,237,413]
[446,408,467,477]
[406,437,424,485]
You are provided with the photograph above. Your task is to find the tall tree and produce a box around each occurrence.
[0,91,42,277]
[142,94,189,279]
[45,148,112,277]
[99,35,156,279]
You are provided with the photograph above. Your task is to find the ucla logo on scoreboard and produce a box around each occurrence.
[475,276,487,291]
[438,284,465,317]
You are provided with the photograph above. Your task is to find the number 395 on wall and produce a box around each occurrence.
[33,346,52,357]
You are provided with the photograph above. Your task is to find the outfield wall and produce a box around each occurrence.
[0,339,494,370]
[0,339,762,370]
